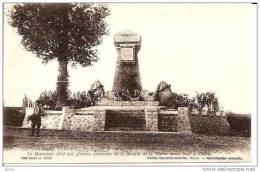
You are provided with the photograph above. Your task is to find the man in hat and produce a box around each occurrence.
[28,100,45,136]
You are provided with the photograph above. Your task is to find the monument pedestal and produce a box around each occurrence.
[145,109,159,131]
[177,107,192,133]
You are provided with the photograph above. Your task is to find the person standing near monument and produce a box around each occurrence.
[28,100,45,136]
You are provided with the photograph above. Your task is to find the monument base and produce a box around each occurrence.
[22,105,229,134]
[79,104,161,131]
[96,99,159,106]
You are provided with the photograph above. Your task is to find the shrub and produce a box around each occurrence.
[195,92,219,112]
[3,107,25,126]
[37,90,58,110]
[189,115,230,135]
[174,93,192,108]
[69,91,92,109]
[226,112,251,137]
[154,81,220,111]
[36,90,93,109]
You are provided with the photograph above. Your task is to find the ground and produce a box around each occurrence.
[3,127,250,156]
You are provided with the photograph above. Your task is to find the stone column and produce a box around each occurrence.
[145,109,158,131]
[61,106,74,130]
[112,30,142,93]
[22,108,34,128]
[92,110,106,131]
[177,107,192,133]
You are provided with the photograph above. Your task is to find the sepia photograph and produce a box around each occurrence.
[1,1,258,167]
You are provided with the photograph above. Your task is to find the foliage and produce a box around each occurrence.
[8,3,110,107]
[195,92,219,112]
[36,88,103,109]
[226,112,251,137]
[9,3,110,66]
[114,89,143,101]
[174,92,219,112]
[190,115,230,135]
[3,107,25,126]
[174,93,191,108]
[69,91,92,109]
[37,90,58,109]
[155,81,220,111]
[148,92,155,96]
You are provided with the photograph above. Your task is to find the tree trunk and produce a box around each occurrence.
[56,60,69,109]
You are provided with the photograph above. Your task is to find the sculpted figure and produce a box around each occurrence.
[87,80,105,105]
[155,81,177,108]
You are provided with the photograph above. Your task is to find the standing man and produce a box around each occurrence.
[28,100,45,136]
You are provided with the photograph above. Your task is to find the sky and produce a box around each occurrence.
[3,3,257,113]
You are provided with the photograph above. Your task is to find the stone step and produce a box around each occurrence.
[96,100,159,106]
[107,110,145,115]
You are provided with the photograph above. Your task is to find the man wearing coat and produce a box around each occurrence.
[28,100,45,136]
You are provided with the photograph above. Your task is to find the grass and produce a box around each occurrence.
[190,115,230,135]
[227,113,251,137]
[3,127,250,155]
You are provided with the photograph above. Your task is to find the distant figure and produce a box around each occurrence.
[28,100,45,136]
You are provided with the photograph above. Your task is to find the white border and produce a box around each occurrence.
[0,0,258,171]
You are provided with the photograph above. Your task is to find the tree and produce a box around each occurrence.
[28,98,33,107]
[195,92,219,112]
[174,93,191,108]
[8,3,110,108]
[22,95,29,108]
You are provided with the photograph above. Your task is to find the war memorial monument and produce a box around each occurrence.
[22,31,229,134]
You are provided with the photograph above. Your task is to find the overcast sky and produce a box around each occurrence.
[3,3,257,113]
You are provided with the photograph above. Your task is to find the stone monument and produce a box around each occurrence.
[23,31,194,133]
[111,31,142,99]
